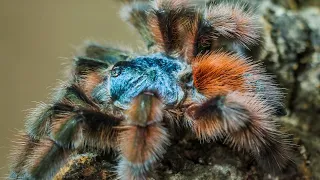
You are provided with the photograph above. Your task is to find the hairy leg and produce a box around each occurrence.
[185,52,292,172]
[9,45,130,179]
[183,2,262,60]
[121,1,261,60]
[186,92,293,172]
[117,93,169,180]
[121,2,156,49]
[10,84,121,179]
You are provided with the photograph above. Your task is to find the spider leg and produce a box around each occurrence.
[186,52,293,172]
[223,93,293,172]
[121,2,156,49]
[206,3,261,47]
[73,44,131,93]
[183,2,262,60]
[10,45,131,179]
[148,0,196,56]
[72,44,134,105]
[186,92,293,172]
[117,93,169,180]
[28,139,71,179]
[9,132,73,179]
[121,0,201,57]
[191,52,286,116]
[26,84,120,147]
[49,85,121,150]
[121,1,261,60]
[78,43,131,64]
[9,133,37,179]
[10,85,121,179]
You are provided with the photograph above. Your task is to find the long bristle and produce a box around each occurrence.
[183,12,215,61]
[120,2,155,49]
[119,126,168,164]
[192,52,250,97]
[185,96,225,141]
[183,11,216,63]
[25,139,71,179]
[192,52,285,116]
[149,0,191,55]
[186,93,252,141]
[79,43,130,63]
[224,92,294,172]
[186,91,293,171]
[81,71,103,95]
[9,133,37,178]
[126,93,163,126]
[49,113,82,148]
[117,93,169,179]
[244,64,286,116]
[205,2,261,47]
[25,103,53,139]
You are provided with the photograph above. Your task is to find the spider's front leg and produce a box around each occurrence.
[10,84,121,179]
[182,2,262,60]
[121,1,155,49]
[185,52,293,172]
[117,92,169,180]
[187,92,293,171]
[9,44,130,179]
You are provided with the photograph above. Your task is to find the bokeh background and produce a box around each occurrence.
[0,1,139,177]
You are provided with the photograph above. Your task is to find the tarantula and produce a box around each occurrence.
[9,0,293,179]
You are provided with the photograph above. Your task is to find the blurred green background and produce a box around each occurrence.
[0,1,139,177]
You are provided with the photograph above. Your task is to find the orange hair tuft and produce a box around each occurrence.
[192,52,251,97]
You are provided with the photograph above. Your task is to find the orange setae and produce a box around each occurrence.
[192,52,251,97]
[119,125,168,164]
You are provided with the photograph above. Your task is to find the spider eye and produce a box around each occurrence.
[111,66,121,77]
[110,61,132,77]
